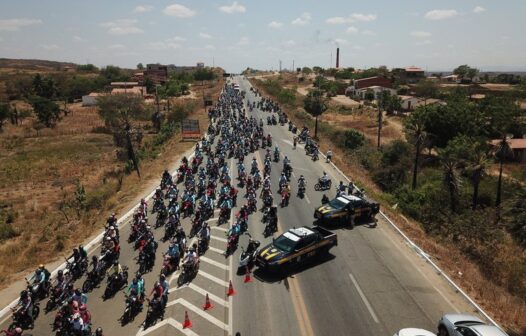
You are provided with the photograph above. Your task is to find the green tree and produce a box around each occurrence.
[29,96,61,127]
[453,64,479,81]
[341,129,364,150]
[144,77,155,94]
[303,88,328,139]
[404,107,428,189]
[372,140,413,192]
[438,137,465,212]
[0,103,10,131]
[463,138,490,210]
[32,74,57,99]
[97,94,146,177]
[414,80,439,106]
[364,89,375,102]
[137,63,144,70]
[302,67,312,75]
[479,96,524,212]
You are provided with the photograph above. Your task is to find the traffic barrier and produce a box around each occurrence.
[227,280,236,296]
[243,267,252,283]
[182,310,192,329]
[203,293,213,311]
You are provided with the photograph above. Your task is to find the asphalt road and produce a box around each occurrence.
[0,75,481,336]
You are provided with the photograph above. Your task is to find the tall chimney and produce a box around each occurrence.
[336,47,340,68]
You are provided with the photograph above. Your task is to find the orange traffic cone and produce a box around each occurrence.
[203,293,214,310]
[244,266,252,283]
[226,280,236,296]
[182,310,192,329]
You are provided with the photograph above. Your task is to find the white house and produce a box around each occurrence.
[81,92,103,106]
[354,86,396,100]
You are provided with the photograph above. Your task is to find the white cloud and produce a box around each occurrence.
[108,44,126,50]
[268,21,283,28]
[40,44,59,50]
[411,31,432,38]
[334,38,348,45]
[291,12,311,25]
[350,13,377,22]
[281,40,296,47]
[424,9,458,20]
[149,38,182,50]
[473,6,485,14]
[134,5,153,13]
[326,17,351,25]
[164,4,196,18]
[100,19,143,35]
[219,2,246,14]
[199,32,212,39]
[362,30,376,36]
[238,37,250,45]
[0,18,42,31]
[204,44,215,50]
[73,36,83,42]
[346,26,359,34]
[416,40,432,46]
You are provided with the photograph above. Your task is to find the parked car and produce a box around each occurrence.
[394,328,436,336]
[438,314,508,336]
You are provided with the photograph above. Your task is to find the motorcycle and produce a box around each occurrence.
[263,219,278,237]
[104,267,128,299]
[273,151,280,162]
[224,234,239,256]
[238,236,260,273]
[9,302,40,331]
[144,297,163,328]
[160,254,178,276]
[82,266,105,293]
[297,184,306,199]
[198,236,209,256]
[121,292,142,325]
[314,178,332,191]
[280,192,290,208]
[177,260,200,286]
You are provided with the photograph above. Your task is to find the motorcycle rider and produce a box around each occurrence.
[347,180,356,194]
[159,274,169,307]
[182,245,198,273]
[273,146,280,160]
[326,148,333,163]
[127,278,144,309]
[79,304,91,330]
[337,181,346,196]
[298,175,306,190]
[149,281,165,308]
[15,290,33,328]
[71,312,84,335]
[293,136,297,149]
[319,172,330,188]
[321,194,329,204]
[30,264,51,294]
[166,242,180,270]
[93,327,104,336]
[278,172,288,192]
[197,222,211,251]
[106,261,123,286]
[72,288,88,305]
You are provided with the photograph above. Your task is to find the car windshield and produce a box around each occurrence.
[328,198,346,210]
[273,235,297,253]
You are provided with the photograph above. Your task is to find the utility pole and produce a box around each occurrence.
[292,60,295,72]
[279,60,282,72]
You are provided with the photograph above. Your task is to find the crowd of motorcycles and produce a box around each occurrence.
[4,79,336,336]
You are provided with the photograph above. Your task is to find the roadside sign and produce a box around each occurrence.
[182,119,201,141]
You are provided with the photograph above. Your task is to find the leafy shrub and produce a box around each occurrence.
[372,140,413,192]
[341,129,365,151]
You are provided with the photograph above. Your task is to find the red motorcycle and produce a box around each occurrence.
[160,254,178,276]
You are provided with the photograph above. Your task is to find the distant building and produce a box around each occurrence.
[111,86,146,96]
[110,82,139,88]
[196,62,205,68]
[353,76,392,90]
[82,92,103,106]
[399,95,444,112]
[393,66,425,84]
[145,64,168,85]
[491,138,526,164]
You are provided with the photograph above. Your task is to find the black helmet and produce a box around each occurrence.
[95,327,103,335]
[20,290,28,298]
[113,261,118,266]
[58,270,63,276]
[75,289,81,296]
[92,255,97,262]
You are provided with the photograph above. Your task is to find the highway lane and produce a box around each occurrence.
[232,76,479,336]
[0,76,481,336]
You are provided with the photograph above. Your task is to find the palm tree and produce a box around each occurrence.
[303,88,328,139]
[463,139,489,210]
[404,108,427,190]
[495,135,512,209]
[438,145,462,212]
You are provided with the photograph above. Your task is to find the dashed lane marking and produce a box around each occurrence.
[197,270,229,287]
[200,256,229,271]
[136,317,198,336]
[211,235,228,243]
[349,273,380,324]
[208,246,224,255]
[304,195,311,204]
[211,226,227,232]
[172,282,229,308]
[167,298,229,331]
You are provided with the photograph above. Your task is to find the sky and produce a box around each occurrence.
[1,0,525,73]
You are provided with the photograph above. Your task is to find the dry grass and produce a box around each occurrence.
[251,78,526,335]
[0,77,224,288]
